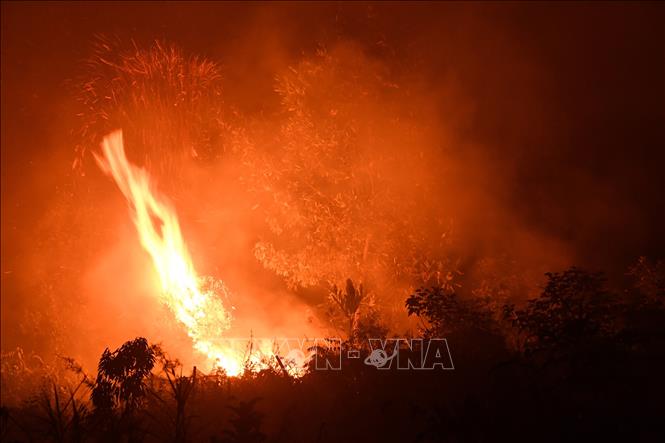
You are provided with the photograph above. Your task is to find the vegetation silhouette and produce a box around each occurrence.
[1,260,664,442]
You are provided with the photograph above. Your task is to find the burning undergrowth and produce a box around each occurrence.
[8,36,572,379]
[68,40,463,374]
[2,5,663,441]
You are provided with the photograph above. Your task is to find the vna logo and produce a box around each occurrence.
[314,338,454,371]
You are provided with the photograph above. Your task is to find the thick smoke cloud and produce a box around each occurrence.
[2,3,663,372]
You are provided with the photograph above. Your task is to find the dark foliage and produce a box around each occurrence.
[92,337,156,415]
[406,286,493,336]
[3,261,665,442]
[503,268,617,356]
[88,337,157,442]
[329,279,366,337]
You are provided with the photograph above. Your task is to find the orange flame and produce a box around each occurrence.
[95,130,248,374]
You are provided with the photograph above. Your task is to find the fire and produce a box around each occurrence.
[95,130,246,375]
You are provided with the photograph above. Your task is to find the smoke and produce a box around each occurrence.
[2,2,662,374]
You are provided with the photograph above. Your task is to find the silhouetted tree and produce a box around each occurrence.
[406,286,493,337]
[91,337,157,441]
[406,285,508,373]
[503,268,617,358]
[329,279,365,338]
[92,338,156,414]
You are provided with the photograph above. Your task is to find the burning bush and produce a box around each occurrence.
[75,38,227,182]
[247,45,456,298]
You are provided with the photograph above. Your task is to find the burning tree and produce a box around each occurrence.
[248,45,456,297]
[75,38,229,183]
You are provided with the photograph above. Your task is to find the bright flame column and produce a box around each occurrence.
[95,130,243,375]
